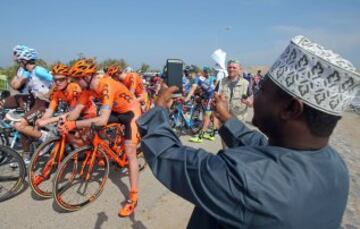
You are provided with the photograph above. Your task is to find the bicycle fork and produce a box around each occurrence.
[33,137,66,186]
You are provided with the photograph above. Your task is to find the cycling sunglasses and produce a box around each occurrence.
[54,77,67,83]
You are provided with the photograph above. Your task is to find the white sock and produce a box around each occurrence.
[40,130,49,142]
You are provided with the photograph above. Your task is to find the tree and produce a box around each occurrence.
[0,64,20,79]
[67,58,81,67]
[139,63,150,73]
[97,59,128,72]
[36,59,49,69]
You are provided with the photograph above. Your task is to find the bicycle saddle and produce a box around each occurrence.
[5,109,25,122]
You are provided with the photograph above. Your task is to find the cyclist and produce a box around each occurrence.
[182,65,196,96]
[58,59,142,217]
[1,45,32,109]
[148,74,162,98]
[36,63,96,128]
[11,48,53,164]
[11,45,31,93]
[185,66,217,143]
[106,65,150,113]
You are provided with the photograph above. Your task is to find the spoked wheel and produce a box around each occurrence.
[53,146,109,211]
[190,105,203,134]
[0,146,26,202]
[29,137,69,198]
[119,147,147,175]
[169,112,184,136]
[0,132,9,147]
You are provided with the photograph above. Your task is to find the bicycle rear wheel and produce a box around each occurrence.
[29,137,68,198]
[190,105,203,134]
[53,146,109,211]
[0,146,26,202]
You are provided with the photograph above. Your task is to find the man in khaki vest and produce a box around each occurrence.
[221,60,251,121]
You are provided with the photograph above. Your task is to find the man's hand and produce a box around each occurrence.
[57,120,76,135]
[241,97,253,106]
[213,93,232,123]
[155,85,179,109]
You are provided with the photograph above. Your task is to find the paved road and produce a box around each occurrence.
[0,111,359,229]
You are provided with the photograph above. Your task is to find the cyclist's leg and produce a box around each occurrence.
[190,99,213,142]
[13,98,47,139]
[115,108,141,216]
[20,133,31,152]
[114,110,140,192]
[1,94,28,109]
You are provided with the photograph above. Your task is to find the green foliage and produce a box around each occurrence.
[36,59,49,69]
[67,58,81,67]
[138,63,150,73]
[0,63,20,79]
[49,60,63,69]
[97,59,128,72]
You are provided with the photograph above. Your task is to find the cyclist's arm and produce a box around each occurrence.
[41,108,55,120]
[37,115,65,127]
[66,103,85,121]
[10,77,27,90]
[185,84,198,101]
[72,83,115,128]
[129,75,136,93]
[10,67,31,90]
[34,66,53,81]
[73,108,111,128]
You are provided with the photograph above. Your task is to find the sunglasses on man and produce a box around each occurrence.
[54,77,67,83]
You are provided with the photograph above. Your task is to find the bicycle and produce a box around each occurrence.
[169,97,203,136]
[52,123,146,211]
[0,145,26,202]
[28,129,73,198]
[28,101,76,198]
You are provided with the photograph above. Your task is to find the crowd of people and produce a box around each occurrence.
[1,34,359,228]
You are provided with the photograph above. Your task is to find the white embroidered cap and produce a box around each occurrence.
[268,35,360,116]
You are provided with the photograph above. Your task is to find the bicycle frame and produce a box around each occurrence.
[173,101,199,129]
[79,124,127,181]
[0,119,20,149]
[32,135,67,186]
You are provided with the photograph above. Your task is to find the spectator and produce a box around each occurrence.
[137,35,356,228]
[221,59,251,122]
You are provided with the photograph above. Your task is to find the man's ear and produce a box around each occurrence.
[280,98,304,120]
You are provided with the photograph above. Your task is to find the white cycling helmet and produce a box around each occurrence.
[13,45,29,55]
[17,48,38,61]
[123,66,133,73]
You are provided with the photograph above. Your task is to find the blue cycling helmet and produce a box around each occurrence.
[17,48,38,61]
[203,66,211,73]
[123,66,133,73]
[13,45,29,55]
[184,65,195,73]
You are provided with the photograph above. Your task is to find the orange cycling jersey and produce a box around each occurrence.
[49,83,81,111]
[49,83,97,118]
[121,73,145,97]
[79,77,139,114]
[78,90,97,119]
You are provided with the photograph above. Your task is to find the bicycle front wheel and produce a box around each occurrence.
[53,146,109,211]
[29,137,68,198]
[0,146,26,202]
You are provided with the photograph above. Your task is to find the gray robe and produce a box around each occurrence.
[137,107,349,229]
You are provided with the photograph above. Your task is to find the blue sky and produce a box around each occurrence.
[0,0,359,69]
